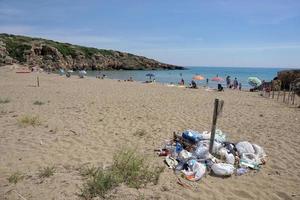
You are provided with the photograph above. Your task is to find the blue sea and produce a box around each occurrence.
[85,66,286,88]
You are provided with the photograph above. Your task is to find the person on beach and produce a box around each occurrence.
[190,80,197,89]
[239,82,242,90]
[179,78,185,85]
[206,78,209,86]
[233,78,238,89]
[226,76,231,88]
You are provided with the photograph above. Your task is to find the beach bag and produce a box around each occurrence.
[236,141,255,155]
[211,163,235,176]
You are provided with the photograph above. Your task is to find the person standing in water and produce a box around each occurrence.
[233,78,238,89]
[226,76,231,88]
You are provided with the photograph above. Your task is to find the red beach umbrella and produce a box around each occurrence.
[211,77,224,82]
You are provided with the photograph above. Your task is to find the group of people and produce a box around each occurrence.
[226,76,242,90]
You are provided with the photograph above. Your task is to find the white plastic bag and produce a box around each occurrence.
[179,150,193,160]
[211,163,235,176]
[214,129,226,143]
[236,141,255,155]
[225,153,235,165]
[182,160,206,181]
[252,144,267,159]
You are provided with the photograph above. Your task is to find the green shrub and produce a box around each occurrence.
[8,172,24,184]
[38,166,55,178]
[33,100,44,106]
[0,98,10,104]
[80,148,164,199]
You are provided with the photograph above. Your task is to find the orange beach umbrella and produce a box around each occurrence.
[193,75,205,81]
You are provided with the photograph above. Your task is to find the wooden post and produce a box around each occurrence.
[272,85,275,99]
[209,99,219,154]
[37,76,40,87]
[277,90,280,101]
[283,89,286,103]
[292,91,295,105]
[288,84,291,104]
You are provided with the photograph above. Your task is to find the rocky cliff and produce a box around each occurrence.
[0,33,184,71]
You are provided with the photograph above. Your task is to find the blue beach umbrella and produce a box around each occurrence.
[248,77,262,87]
[146,73,155,81]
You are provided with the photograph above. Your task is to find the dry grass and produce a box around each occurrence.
[18,115,41,127]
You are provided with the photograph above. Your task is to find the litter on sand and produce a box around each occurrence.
[156,129,266,181]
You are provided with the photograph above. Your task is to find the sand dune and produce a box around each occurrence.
[0,65,299,200]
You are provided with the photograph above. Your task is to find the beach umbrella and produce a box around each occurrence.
[248,77,262,87]
[211,76,224,82]
[79,70,87,75]
[193,75,205,81]
[146,73,155,80]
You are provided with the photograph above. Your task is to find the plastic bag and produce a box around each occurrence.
[211,163,235,176]
[182,160,206,181]
[225,153,235,165]
[252,144,266,159]
[214,129,226,143]
[193,144,209,159]
[182,130,202,143]
[236,141,255,155]
[179,150,193,160]
[239,153,260,169]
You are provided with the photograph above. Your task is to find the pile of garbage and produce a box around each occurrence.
[156,129,266,181]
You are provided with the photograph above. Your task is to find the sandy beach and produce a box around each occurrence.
[0,65,299,200]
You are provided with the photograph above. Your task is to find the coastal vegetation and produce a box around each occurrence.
[38,166,55,178]
[8,172,24,184]
[0,33,184,71]
[80,148,164,199]
[0,98,10,104]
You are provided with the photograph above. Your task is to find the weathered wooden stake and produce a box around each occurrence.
[272,85,275,99]
[292,91,295,105]
[288,84,291,103]
[277,90,280,101]
[209,99,219,154]
[283,89,286,103]
[37,76,40,87]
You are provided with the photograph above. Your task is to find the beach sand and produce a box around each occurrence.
[0,65,299,200]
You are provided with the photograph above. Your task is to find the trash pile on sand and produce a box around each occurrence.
[156,129,266,181]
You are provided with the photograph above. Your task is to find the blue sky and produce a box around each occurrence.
[0,0,300,68]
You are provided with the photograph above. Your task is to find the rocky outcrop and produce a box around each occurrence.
[0,33,185,70]
[277,69,300,89]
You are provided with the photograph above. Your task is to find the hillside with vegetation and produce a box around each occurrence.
[0,33,184,70]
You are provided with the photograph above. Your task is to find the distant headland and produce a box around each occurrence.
[0,33,185,71]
